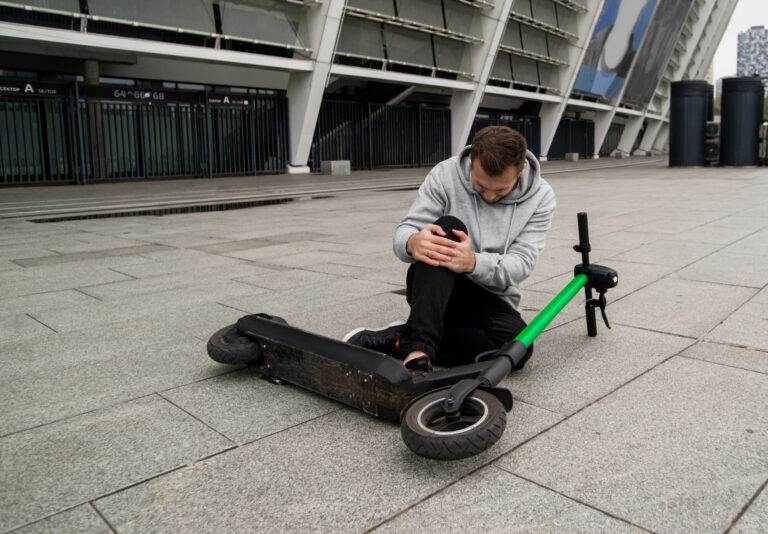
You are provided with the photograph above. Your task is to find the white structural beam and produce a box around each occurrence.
[538,0,605,159]
[591,0,674,158]
[285,0,345,172]
[329,64,475,91]
[449,0,514,155]
[692,0,738,80]
[637,0,718,153]
[653,122,670,151]
[616,114,644,153]
[0,22,313,72]
[645,0,737,151]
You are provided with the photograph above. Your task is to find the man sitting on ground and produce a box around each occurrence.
[344,126,556,372]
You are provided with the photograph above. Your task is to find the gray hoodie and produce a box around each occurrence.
[393,146,556,310]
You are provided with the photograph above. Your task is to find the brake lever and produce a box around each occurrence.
[587,292,611,329]
[598,292,611,329]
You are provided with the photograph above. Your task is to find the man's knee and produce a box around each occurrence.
[433,216,467,243]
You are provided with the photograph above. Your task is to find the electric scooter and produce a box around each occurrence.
[206,212,618,460]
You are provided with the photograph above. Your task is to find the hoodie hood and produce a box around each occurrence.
[457,145,542,204]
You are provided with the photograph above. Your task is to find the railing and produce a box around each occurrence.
[0,80,289,184]
[310,100,452,171]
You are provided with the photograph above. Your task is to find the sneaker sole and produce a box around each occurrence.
[342,320,405,343]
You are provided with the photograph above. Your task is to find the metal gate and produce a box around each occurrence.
[548,118,594,159]
[469,113,541,157]
[0,83,77,184]
[1,81,289,185]
[310,100,451,171]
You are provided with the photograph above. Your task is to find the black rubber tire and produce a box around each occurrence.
[401,388,506,461]
[206,324,262,364]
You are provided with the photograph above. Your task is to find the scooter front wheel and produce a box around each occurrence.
[401,388,506,460]
[207,324,262,364]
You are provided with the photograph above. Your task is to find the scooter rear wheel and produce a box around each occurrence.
[401,388,506,460]
[207,324,262,364]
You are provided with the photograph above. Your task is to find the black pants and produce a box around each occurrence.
[399,216,532,368]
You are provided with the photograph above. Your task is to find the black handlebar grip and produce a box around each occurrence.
[577,212,591,265]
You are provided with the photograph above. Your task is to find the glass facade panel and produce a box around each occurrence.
[337,17,385,59]
[491,53,512,80]
[3,0,79,11]
[530,0,558,27]
[554,4,577,34]
[219,0,307,47]
[537,62,559,89]
[347,0,395,16]
[88,0,216,33]
[511,56,539,85]
[434,36,468,72]
[444,2,478,37]
[520,25,548,56]
[511,0,532,19]
[501,21,523,49]
[384,26,433,66]
[547,34,569,63]
[396,0,442,27]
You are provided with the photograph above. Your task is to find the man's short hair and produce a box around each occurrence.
[470,126,527,176]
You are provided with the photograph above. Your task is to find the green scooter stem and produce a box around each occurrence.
[514,273,588,348]
[486,273,588,378]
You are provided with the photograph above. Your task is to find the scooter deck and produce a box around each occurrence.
[236,314,498,421]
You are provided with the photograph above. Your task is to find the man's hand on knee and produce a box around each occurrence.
[406,224,459,267]
[442,230,476,273]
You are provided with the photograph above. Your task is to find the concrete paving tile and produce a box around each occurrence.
[80,263,274,300]
[357,262,410,286]
[664,222,762,246]
[0,336,226,436]
[705,302,768,352]
[294,290,411,338]
[672,251,768,288]
[95,403,562,533]
[10,251,155,269]
[220,278,400,328]
[496,357,768,534]
[324,250,400,270]
[610,239,720,268]
[372,465,644,533]
[609,278,755,338]
[0,266,132,299]
[500,322,691,415]
[627,217,706,235]
[266,250,363,269]
[234,268,338,291]
[0,396,233,532]
[0,313,56,344]
[12,504,112,534]
[31,280,267,333]
[0,289,97,317]
[584,230,665,252]
[680,341,768,375]
[526,260,673,301]
[111,253,251,279]
[753,287,768,305]
[191,237,273,254]
[722,229,768,258]
[709,215,768,233]
[221,241,323,261]
[0,245,58,261]
[730,483,768,534]
[302,262,373,276]
[45,234,153,254]
[162,368,341,444]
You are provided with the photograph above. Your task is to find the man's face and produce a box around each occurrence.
[471,159,525,204]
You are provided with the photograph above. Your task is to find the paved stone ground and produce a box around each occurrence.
[1,159,767,533]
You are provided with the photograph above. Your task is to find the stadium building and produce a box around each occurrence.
[0,0,738,184]
[737,25,768,84]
